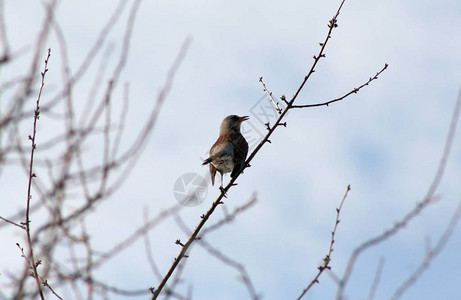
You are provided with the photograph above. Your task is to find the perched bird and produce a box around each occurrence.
[202,115,249,188]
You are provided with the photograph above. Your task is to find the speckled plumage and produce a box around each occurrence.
[202,115,249,187]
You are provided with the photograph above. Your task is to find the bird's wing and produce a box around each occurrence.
[230,134,249,178]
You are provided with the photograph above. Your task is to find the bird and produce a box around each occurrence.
[202,115,249,189]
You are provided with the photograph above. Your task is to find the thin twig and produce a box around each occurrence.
[32,31,191,243]
[110,82,130,162]
[173,196,259,299]
[366,258,385,300]
[336,88,461,300]
[297,184,350,299]
[291,63,388,109]
[16,243,64,300]
[0,0,56,131]
[143,208,163,281]
[82,278,150,296]
[259,77,282,114]
[152,196,228,298]
[390,198,461,300]
[164,251,188,300]
[0,0,10,63]
[90,204,182,271]
[199,238,259,300]
[39,0,129,119]
[0,216,26,229]
[290,0,346,105]
[42,280,64,300]
[201,194,258,236]
[24,48,51,300]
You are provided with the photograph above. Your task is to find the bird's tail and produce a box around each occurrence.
[202,157,212,165]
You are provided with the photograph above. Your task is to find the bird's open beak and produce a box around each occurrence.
[240,116,249,122]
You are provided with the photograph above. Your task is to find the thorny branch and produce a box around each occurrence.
[152,0,388,297]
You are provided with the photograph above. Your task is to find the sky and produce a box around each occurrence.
[1,0,461,299]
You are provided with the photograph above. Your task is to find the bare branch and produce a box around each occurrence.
[0,0,10,63]
[201,194,258,236]
[173,196,259,299]
[259,77,282,114]
[390,199,461,300]
[89,204,182,272]
[0,215,26,229]
[143,207,164,281]
[366,258,385,300]
[335,88,461,300]
[289,0,346,105]
[40,0,130,118]
[0,0,56,131]
[292,63,388,109]
[297,185,350,299]
[23,48,51,300]
[198,238,260,300]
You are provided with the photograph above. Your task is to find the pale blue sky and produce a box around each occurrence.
[1,0,461,299]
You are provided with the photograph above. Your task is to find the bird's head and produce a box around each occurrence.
[220,115,249,135]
